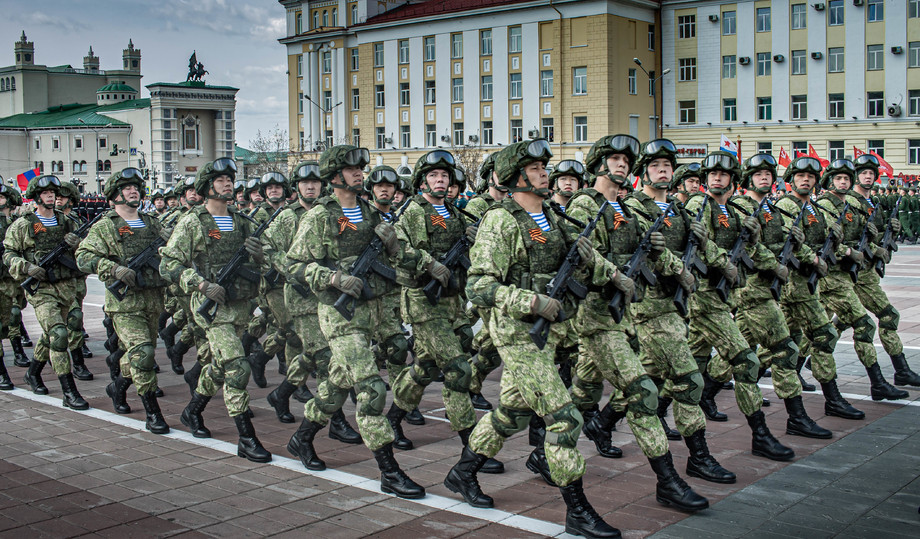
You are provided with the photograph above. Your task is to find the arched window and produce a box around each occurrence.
[97,160,103,172]
[103,160,111,171]
[56,161,63,173]
[79,160,87,172]
[322,10,328,26]
[38,162,44,173]
[332,8,337,26]
[72,160,80,172]
[10,76,14,90]
[1,78,6,91]
[313,11,318,29]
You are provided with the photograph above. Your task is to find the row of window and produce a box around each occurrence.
[753,139,920,166]
[30,160,114,175]
[33,135,108,152]
[0,76,15,92]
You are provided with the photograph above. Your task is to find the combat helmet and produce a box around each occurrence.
[782,155,824,195]
[585,134,640,185]
[632,139,678,189]
[820,158,856,193]
[103,167,145,207]
[193,157,238,198]
[320,145,369,191]
[740,153,778,193]
[670,162,703,193]
[365,165,400,206]
[411,149,456,194]
[493,138,553,196]
[699,151,741,195]
[257,171,292,203]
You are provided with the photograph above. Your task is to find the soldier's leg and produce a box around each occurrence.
[113,310,168,433]
[854,274,920,386]
[66,305,92,380]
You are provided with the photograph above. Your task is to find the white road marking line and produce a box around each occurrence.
[837,341,920,351]
[756,383,920,407]
[4,388,570,537]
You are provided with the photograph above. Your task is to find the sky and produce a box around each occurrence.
[1,0,288,148]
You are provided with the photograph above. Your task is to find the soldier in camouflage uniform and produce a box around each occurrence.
[4,175,88,409]
[76,168,170,433]
[160,157,272,463]
[56,181,94,380]
[850,155,920,387]
[0,185,30,368]
[443,140,620,538]
[149,189,167,217]
[284,145,428,498]
[813,159,907,402]
[672,163,702,205]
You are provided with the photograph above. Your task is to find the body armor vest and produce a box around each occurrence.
[193,207,259,301]
[781,195,827,274]
[853,194,885,232]
[24,211,77,280]
[109,212,167,289]
[503,200,567,307]
[817,193,862,246]
[414,195,467,296]
[630,192,691,297]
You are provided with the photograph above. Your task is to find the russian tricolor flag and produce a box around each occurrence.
[16,167,40,192]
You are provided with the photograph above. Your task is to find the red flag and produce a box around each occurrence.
[808,144,829,168]
[16,167,40,192]
[853,146,865,158]
[870,150,894,177]
[778,147,791,167]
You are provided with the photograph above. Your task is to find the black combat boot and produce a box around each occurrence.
[277,350,287,376]
[70,346,93,381]
[233,413,271,463]
[657,397,681,441]
[0,356,13,390]
[159,322,179,350]
[11,337,29,367]
[240,331,257,357]
[470,392,492,410]
[80,342,92,358]
[784,395,832,439]
[267,380,297,423]
[248,349,271,389]
[292,384,314,403]
[329,409,362,444]
[58,374,89,410]
[183,362,203,396]
[684,429,736,483]
[24,359,49,395]
[648,452,710,512]
[157,311,169,333]
[168,341,191,375]
[821,379,865,419]
[180,392,212,438]
[559,478,622,538]
[891,353,920,387]
[385,403,414,450]
[373,443,425,499]
[528,413,546,447]
[867,363,909,401]
[582,403,624,459]
[796,355,816,392]
[746,410,795,461]
[444,446,494,508]
[700,373,727,422]
[105,375,132,414]
[405,407,425,425]
[287,418,326,470]
[458,428,503,473]
[20,322,32,347]
[139,392,169,434]
[105,349,124,380]
[525,444,557,486]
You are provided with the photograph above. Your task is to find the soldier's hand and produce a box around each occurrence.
[772,263,789,283]
[26,263,47,281]
[243,237,264,264]
[830,222,844,240]
[426,260,451,287]
[160,227,173,242]
[611,269,636,303]
[199,280,227,304]
[374,223,399,256]
[742,215,761,239]
[530,294,562,321]
[113,265,137,287]
[465,224,479,244]
[813,256,829,277]
[330,271,363,298]
[690,221,709,248]
[790,225,805,246]
[648,231,666,260]
[676,267,695,293]
[64,232,81,249]
[576,236,594,268]
[722,260,739,286]
[890,217,901,235]
[866,222,879,239]
[846,247,864,265]
[873,245,891,264]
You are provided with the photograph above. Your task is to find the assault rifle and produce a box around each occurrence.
[197,205,284,323]
[608,201,675,323]
[714,202,764,302]
[769,205,807,301]
[874,196,901,277]
[422,203,481,306]
[107,234,167,301]
[806,202,850,294]
[673,197,709,317]
[21,210,107,295]
[332,199,410,321]
[529,201,607,350]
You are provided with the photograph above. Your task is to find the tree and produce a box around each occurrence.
[246,125,291,177]
[448,140,487,192]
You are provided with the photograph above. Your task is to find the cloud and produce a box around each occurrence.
[9,11,91,34]
[148,0,285,41]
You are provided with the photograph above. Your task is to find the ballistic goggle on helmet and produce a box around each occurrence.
[0,184,23,207]
[319,145,370,180]
[57,180,81,204]
[632,138,678,178]
[194,158,238,195]
[586,134,640,175]
[549,159,586,189]
[412,150,456,190]
[854,153,880,177]
[291,161,322,184]
[700,151,741,186]
[820,158,856,190]
[258,171,291,199]
[782,156,824,186]
[740,153,778,190]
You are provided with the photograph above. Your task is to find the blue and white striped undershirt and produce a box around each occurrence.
[37,215,58,227]
[719,204,729,216]
[213,215,234,232]
[125,218,145,229]
[865,197,875,209]
[804,203,817,216]
[557,205,565,213]
[761,201,772,214]
[609,201,623,214]
[431,204,452,219]
[342,206,363,223]
[381,211,392,222]
[528,211,551,232]
[654,201,675,217]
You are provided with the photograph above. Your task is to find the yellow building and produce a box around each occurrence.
[278,0,661,171]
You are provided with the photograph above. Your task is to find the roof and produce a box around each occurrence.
[362,0,536,25]
[97,83,137,93]
[146,81,238,91]
[95,98,151,112]
[235,145,288,165]
[0,103,130,129]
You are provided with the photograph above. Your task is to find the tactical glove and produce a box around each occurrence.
[829,222,843,240]
[722,260,739,286]
[330,271,363,298]
[846,248,864,265]
[610,269,636,304]
[243,237,264,264]
[790,226,805,247]
[648,231,666,260]
[689,220,709,248]
[199,280,227,305]
[873,246,891,264]
[113,265,137,287]
[465,224,479,244]
[890,218,901,235]
[26,263,47,281]
[866,222,878,240]
[530,294,562,321]
[742,215,761,239]
[813,256,829,277]
[374,222,399,256]
[64,232,81,249]
[771,264,789,283]
[676,267,695,293]
[576,236,594,268]
[427,260,450,287]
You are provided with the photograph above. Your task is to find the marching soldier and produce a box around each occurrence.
[549,159,584,211]
[671,163,702,205]
[0,184,30,368]
[56,181,94,379]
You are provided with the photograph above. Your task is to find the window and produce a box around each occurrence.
[910,42,920,68]
[828,47,845,72]
[829,93,845,119]
[481,30,492,55]
[509,27,522,53]
[183,122,198,151]
[722,55,736,79]
[375,85,385,108]
[322,90,332,111]
[352,129,359,147]
[511,119,524,142]
[723,98,737,121]
[648,24,655,50]
[322,51,331,73]
[910,90,920,116]
[756,53,771,76]
[313,11,318,29]
[426,124,437,147]
[52,136,60,151]
[481,76,493,100]
[911,0,920,18]
[451,34,463,59]
[678,15,696,39]
[792,95,807,120]
[352,88,360,111]
[510,73,522,98]
[399,40,409,64]
[757,97,772,120]
[351,4,358,25]
[322,10,328,27]
[452,78,463,103]
[453,123,464,146]
[400,83,410,106]
[296,12,303,33]
[351,48,359,70]
[868,139,884,158]
[573,67,587,95]
[374,43,384,67]
[297,92,303,113]
[722,11,736,35]
[325,130,334,148]
[628,69,637,95]
[98,136,107,148]
[756,7,771,32]
[792,141,807,156]
[297,55,303,77]
[401,125,410,148]
[791,50,806,75]
[829,0,844,25]
[425,81,436,104]
[540,71,553,97]
[758,142,773,154]
[332,8,337,26]
[679,58,697,81]
[74,136,83,150]
[909,139,920,165]
[33,137,39,150]
[482,121,493,145]
[867,91,884,117]
[679,100,696,124]
[829,141,845,162]
[791,4,807,29]
[867,0,884,22]
[424,37,435,61]
[573,116,587,142]
[376,127,386,149]
[648,71,656,96]
[541,118,554,142]
[867,45,884,71]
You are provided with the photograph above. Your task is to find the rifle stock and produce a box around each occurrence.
[874,196,901,277]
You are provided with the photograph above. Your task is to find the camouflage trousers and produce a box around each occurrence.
[30,282,78,375]
[733,295,802,400]
[819,272,878,369]
[469,309,502,394]
[303,300,395,452]
[0,278,25,340]
[285,311,328,388]
[468,339,586,487]
[68,277,87,350]
[177,293,210,366]
[781,292,839,384]
[854,268,902,358]
[191,294,252,417]
[112,310,159,395]
[689,289,763,417]
[261,287,291,358]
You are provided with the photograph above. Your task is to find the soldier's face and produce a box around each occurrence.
[235,191,246,203]
[212,176,234,197]
[555,175,579,196]
[793,172,816,192]
[374,182,396,200]
[154,199,165,210]
[857,170,876,188]
[249,191,263,203]
[341,165,364,188]
[0,195,7,208]
[522,161,549,189]
[447,184,460,199]
[832,174,851,191]
[751,170,773,191]
[185,190,202,205]
[647,158,673,183]
[265,184,285,200]
[299,179,322,200]
[683,176,701,193]
[121,184,141,202]
[393,191,405,204]
[55,196,68,208]
[424,169,451,194]
[605,154,630,178]
[167,198,179,207]
[707,171,731,191]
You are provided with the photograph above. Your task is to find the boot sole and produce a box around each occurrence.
[380,484,425,499]
[752,449,795,462]
[443,477,493,507]
[329,432,363,444]
[63,400,90,411]
[146,424,170,435]
[656,495,710,513]
[180,415,211,438]
[825,410,865,420]
[786,426,833,440]
[238,450,272,463]
[871,392,909,401]
[686,468,737,484]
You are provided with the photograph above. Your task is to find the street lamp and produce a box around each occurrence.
[634,58,671,139]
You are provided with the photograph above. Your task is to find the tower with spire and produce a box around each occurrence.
[122,39,141,73]
[83,46,99,73]
[14,31,33,67]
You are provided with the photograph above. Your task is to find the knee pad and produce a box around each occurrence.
[490,405,532,438]
[672,370,704,405]
[853,314,876,344]
[382,333,409,367]
[443,356,472,392]
[878,305,900,331]
[315,384,349,415]
[625,375,659,417]
[129,343,157,373]
[574,378,604,406]
[454,325,475,355]
[224,357,252,390]
[354,375,388,416]
[66,308,84,332]
[9,306,21,326]
[771,337,799,371]
[545,403,584,449]
[472,348,502,375]
[729,348,761,384]
[813,323,839,354]
[49,324,69,352]
[409,360,436,387]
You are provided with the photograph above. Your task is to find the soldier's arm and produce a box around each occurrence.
[393,202,434,277]
[775,197,818,263]
[75,219,118,278]
[288,206,337,292]
[262,209,293,274]
[686,197,728,270]
[633,208,684,277]
[466,210,535,320]
[816,203,850,259]
[564,197,618,285]
[2,220,32,279]
[159,212,205,293]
